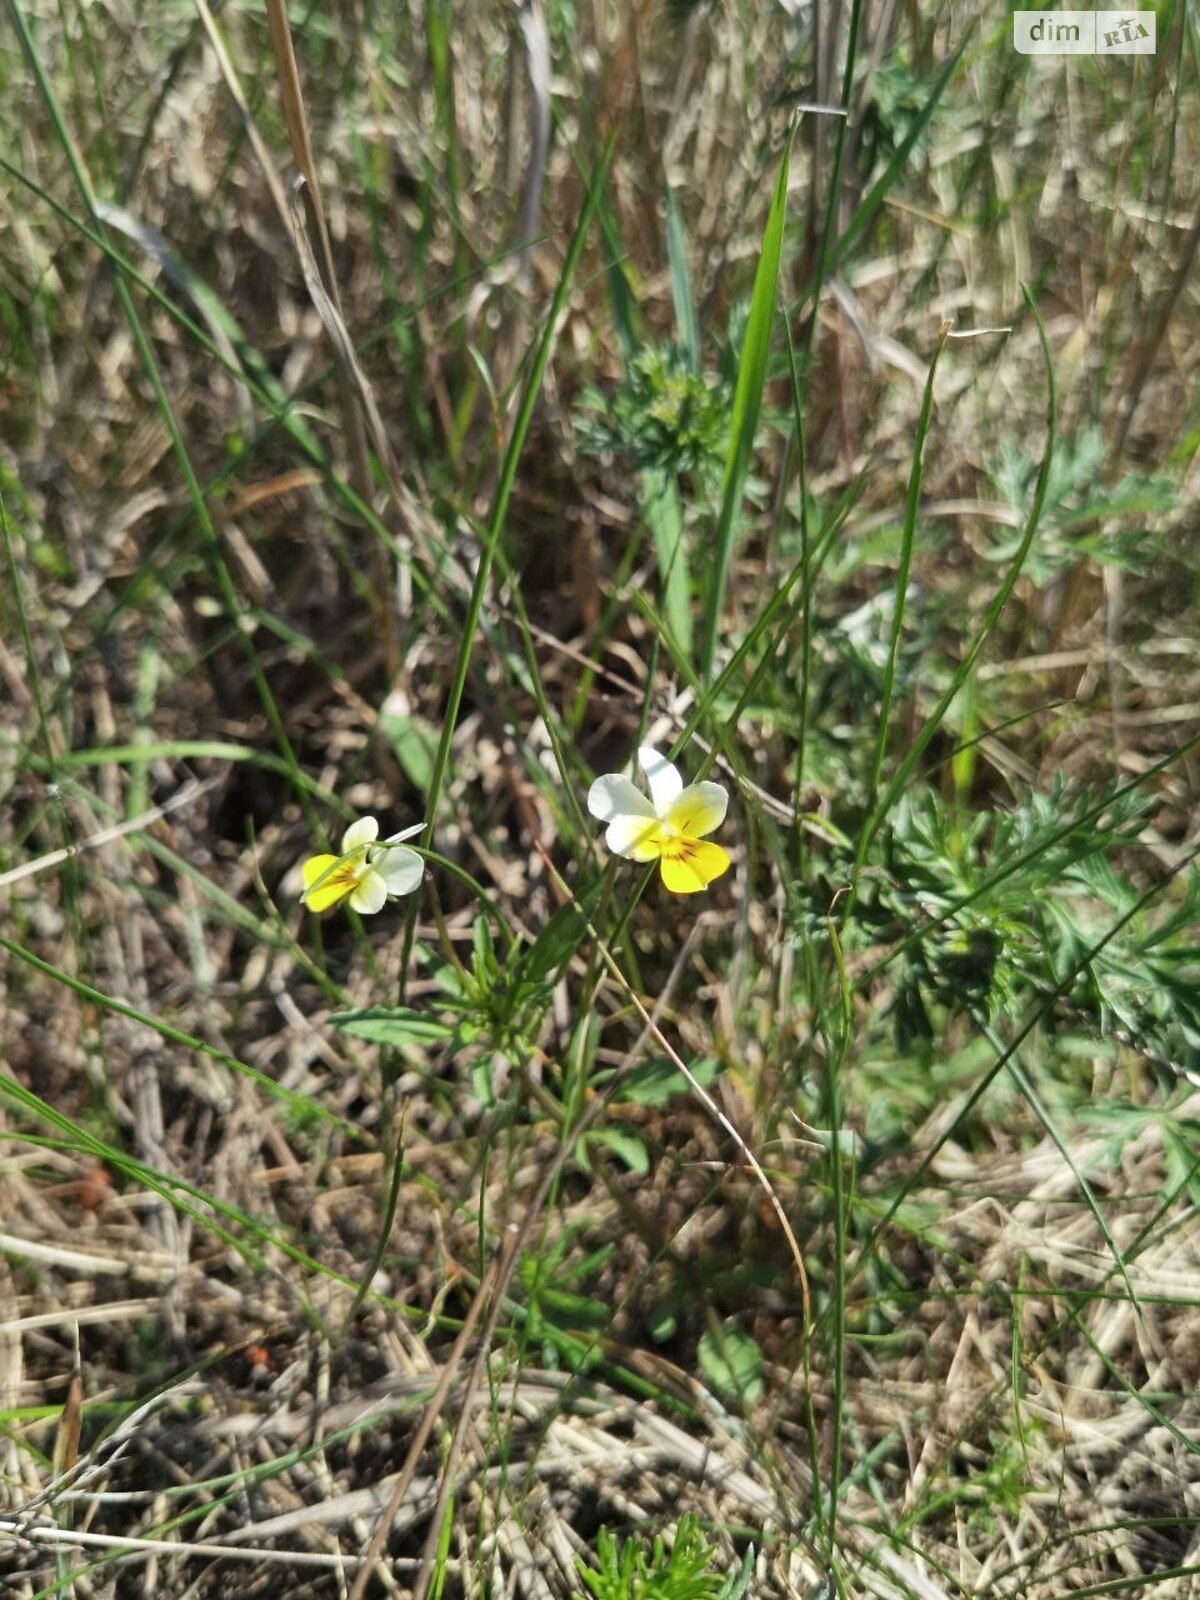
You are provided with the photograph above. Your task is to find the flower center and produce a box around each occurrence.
[329,850,371,894]
[659,833,698,863]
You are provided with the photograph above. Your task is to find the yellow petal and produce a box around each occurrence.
[302,854,339,889]
[301,854,356,912]
[606,814,666,862]
[660,839,731,894]
[666,782,728,840]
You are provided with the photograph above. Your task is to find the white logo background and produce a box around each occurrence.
[1013,11,1157,55]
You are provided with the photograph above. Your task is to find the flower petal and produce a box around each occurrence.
[606,814,665,862]
[638,745,683,817]
[341,815,379,854]
[587,773,656,824]
[380,822,425,846]
[666,781,728,840]
[348,868,388,915]
[302,853,339,889]
[375,845,424,897]
[660,840,731,895]
[302,854,355,912]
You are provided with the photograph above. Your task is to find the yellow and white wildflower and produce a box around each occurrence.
[301,816,424,915]
[587,745,731,895]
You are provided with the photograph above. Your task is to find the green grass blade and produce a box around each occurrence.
[700,124,795,680]
[823,915,853,1557]
[788,42,966,331]
[0,1082,360,1291]
[665,181,700,370]
[0,932,357,1137]
[828,46,964,280]
[988,1022,1139,1312]
[850,323,951,904]
[419,135,614,857]
[783,317,813,873]
[644,467,692,654]
[858,293,1056,860]
[7,0,320,834]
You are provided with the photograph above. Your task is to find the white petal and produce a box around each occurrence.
[348,868,388,915]
[375,845,424,897]
[388,822,425,843]
[638,745,683,817]
[588,773,656,824]
[341,815,379,854]
[606,814,664,862]
[367,821,424,861]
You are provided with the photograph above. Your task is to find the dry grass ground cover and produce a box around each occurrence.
[2,1,1200,1596]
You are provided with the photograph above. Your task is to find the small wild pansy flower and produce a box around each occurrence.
[587,745,731,895]
[301,816,424,915]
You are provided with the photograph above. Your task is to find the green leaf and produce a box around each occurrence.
[518,883,602,985]
[587,1126,650,1176]
[329,1007,453,1046]
[471,1057,500,1107]
[472,915,499,986]
[379,699,440,794]
[617,1054,720,1107]
[856,292,1056,870]
[701,126,794,677]
[697,1324,764,1404]
[717,1546,755,1600]
[647,1302,677,1343]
